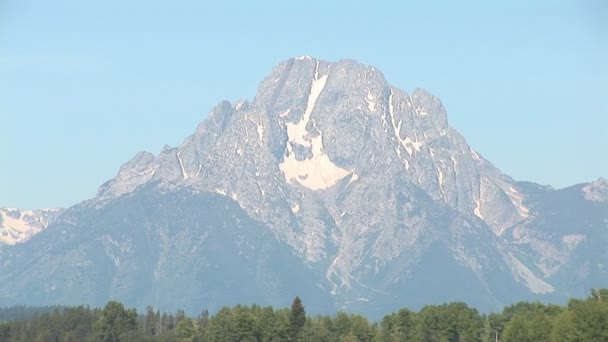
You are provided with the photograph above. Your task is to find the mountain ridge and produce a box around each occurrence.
[1,56,605,317]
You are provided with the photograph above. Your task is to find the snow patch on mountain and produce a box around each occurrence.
[279,59,351,190]
[504,185,529,219]
[0,208,63,245]
[366,90,376,112]
[388,90,423,159]
[176,150,188,179]
[256,117,265,143]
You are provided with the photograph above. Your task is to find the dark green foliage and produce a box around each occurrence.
[416,302,483,342]
[550,311,577,342]
[174,317,197,340]
[0,305,99,342]
[94,301,139,342]
[144,306,159,337]
[568,294,608,342]
[289,296,306,340]
[0,289,605,341]
[486,300,564,341]
[379,308,416,341]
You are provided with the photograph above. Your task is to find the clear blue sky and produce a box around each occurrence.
[1,0,606,209]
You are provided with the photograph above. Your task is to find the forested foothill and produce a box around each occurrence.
[0,290,606,341]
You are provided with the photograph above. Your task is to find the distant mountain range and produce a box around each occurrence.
[1,57,606,318]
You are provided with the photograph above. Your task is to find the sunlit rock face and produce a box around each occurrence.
[0,57,605,317]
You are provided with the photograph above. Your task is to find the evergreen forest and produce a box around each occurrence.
[0,289,606,341]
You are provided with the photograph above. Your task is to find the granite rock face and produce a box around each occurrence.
[1,57,605,317]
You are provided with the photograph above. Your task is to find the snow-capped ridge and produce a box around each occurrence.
[0,208,63,245]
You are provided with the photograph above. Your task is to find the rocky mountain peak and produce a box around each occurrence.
[1,56,604,317]
[90,57,542,292]
[97,57,529,235]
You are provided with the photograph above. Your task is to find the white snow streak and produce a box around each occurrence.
[388,89,395,120]
[291,203,300,213]
[473,178,486,219]
[366,90,376,112]
[407,95,418,115]
[279,60,351,190]
[505,185,530,219]
[176,151,188,179]
[451,155,458,169]
[473,178,484,219]
[234,100,247,111]
[380,112,388,132]
[257,124,264,141]
[473,199,483,219]
[388,90,423,161]
[401,137,422,157]
[256,180,265,196]
[470,148,481,161]
[437,168,445,190]
[256,114,265,143]
[305,61,328,120]
[388,90,409,170]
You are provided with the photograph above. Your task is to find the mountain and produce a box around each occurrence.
[0,57,606,317]
[0,187,333,314]
[0,208,63,245]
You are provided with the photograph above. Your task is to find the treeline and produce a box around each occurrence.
[0,290,606,341]
[0,305,66,321]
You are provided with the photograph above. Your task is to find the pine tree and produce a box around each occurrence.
[197,308,210,337]
[288,296,306,341]
[144,306,158,336]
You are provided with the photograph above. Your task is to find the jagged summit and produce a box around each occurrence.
[1,57,604,317]
[93,56,548,298]
[99,56,523,234]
